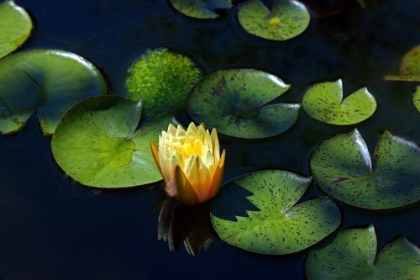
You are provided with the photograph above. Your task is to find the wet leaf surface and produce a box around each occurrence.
[306,225,420,279]
[211,170,341,255]
[302,79,376,125]
[311,129,420,209]
[187,69,300,139]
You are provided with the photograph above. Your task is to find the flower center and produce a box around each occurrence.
[177,140,202,157]
[269,17,281,27]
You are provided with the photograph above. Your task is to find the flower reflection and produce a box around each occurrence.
[153,193,213,256]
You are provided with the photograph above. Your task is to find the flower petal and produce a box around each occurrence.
[150,141,164,178]
[173,165,199,205]
[206,149,226,200]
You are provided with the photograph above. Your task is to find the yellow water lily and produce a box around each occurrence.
[150,123,226,205]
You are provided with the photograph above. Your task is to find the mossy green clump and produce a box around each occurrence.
[125,49,201,120]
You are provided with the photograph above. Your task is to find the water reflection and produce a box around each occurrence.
[152,192,213,256]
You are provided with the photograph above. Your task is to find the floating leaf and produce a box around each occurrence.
[302,79,376,125]
[0,49,107,134]
[305,225,420,279]
[0,0,32,58]
[187,69,300,139]
[385,45,420,81]
[237,0,310,41]
[169,0,232,19]
[311,129,420,209]
[211,170,341,255]
[52,95,175,188]
[413,85,420,113]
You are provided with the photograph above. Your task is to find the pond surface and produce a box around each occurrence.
[1,0,420,279]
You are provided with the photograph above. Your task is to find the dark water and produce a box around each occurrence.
[1,0,420,279]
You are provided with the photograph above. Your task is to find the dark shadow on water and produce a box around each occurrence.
[211,181,260,222]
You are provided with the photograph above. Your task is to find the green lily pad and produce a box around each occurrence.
[237,0,310,41]
[52,95,175,188]
[385,45,420,81]
[186,69,300,139]
[413,85,420,113]
[169,0,232,19]
[0,49,107,135]
[210,170,341,255]
[302,79,376,125]
[0,0,32,58]
[305,225,420,279]
[311,129,420,209]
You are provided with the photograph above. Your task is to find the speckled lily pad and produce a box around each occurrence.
[305,225,420,279]
[210,170,341,255]
[52,95,175,188]
[169,0,232,19]
[413,86,420,113]
[237,0,310,41]
[385,45,420,81]
[0,49,107,135]
[0,0,32,58]
[186,69,300,139]
[302,79,376,125]
[311,129,420,209]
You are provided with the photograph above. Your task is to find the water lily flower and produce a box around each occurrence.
[150,123,226,205]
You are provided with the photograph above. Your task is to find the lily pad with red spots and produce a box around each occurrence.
[211,170,341,255]
[302,79,376,125]
[385,45,420,81]
[306,225,420,279]
[237,0,310,41]
[186,69,300,139]
[311,129,420,209]
[169,0,232,19]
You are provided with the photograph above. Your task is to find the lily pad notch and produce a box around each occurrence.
[52,95,176,188]
[302,79,376,125]
[0,49,107,135]
[211,169,341,255]
[306,225,420,279]
[311,129,420,209]
[187,69,300,139]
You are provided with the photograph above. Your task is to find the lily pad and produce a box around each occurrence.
[52,95,175,188]
[169,0,232,19]
[210,170,341,255]
[385,45,420,81]
[0,49,107,135]
[302,79,376,125]
[186,69,300,139]
[0,0,32,58]
[413,85,420,113]
[237,0,310,41]
[305,225,420,279]
[311,129,420,209]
